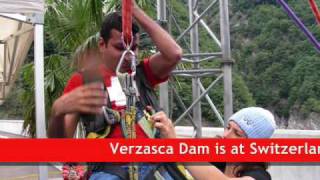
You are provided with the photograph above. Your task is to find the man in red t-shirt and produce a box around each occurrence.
[48,1,182,179]
[48,1,182,139]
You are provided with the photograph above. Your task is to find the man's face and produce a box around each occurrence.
[99,29,139,72]
[223,121,247,139]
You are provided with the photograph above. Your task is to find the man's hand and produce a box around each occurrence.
[52,82,108,117]
[150,111,176,138]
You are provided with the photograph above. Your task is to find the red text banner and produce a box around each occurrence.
[0,139,320,162]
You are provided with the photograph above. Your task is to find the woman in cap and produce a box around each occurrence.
[151,107,276,180]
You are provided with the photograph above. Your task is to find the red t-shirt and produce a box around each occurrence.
[63,58,167,138]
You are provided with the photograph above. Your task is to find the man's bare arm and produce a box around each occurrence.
[133,3,182,79]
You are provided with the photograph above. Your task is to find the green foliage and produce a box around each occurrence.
[232,73,256,111]
[20,55,71,137]
[232,1,320,119]
[44,55,72,110]
[289,56,320,115]
[0,82,24,118]
[301,98,320,117]
[45,0,104,52]
[20,63,35,136]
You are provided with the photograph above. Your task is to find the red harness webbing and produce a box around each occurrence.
[122,0,133,47]
[309,0,320,24]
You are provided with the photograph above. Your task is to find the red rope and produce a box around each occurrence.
[122,0,133,47]
[309,0,320,24]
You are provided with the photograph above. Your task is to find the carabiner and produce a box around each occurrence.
[116,49,137,77]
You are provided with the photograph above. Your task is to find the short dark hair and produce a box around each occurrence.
[100,11,140,43]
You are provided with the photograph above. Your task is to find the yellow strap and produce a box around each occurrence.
[177,163,188,176]
[86,126,111,139]
[123,107,139,180]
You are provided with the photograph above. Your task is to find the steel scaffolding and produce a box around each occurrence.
[158,0,233,137]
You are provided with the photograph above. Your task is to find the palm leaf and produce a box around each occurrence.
[45,0,103,52]
[21,55,71,137]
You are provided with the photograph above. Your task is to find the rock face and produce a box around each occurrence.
[275,111,320,130]
[288,112,320,130]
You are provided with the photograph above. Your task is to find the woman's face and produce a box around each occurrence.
[223,121,247,139]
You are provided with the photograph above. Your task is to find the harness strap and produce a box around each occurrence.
[122,0,133,47]
[309,0,320,24]
[164,163,188,180]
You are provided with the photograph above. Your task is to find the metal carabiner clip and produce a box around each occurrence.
[116,49,137,77]
[117,32,136,75]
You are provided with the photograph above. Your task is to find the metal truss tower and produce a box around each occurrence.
[157,0,233,137]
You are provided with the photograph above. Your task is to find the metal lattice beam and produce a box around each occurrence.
[157,0,232,136]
